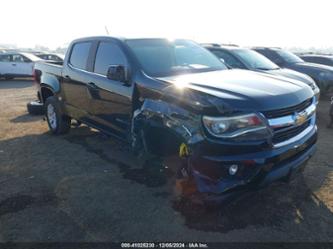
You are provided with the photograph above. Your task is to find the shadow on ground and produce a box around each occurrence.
[0,79,33,89]
[10,113,43,123]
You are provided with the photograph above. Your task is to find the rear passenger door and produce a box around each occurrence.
[11,54,34,76]
[88,41,133,137]
[62,41,94,121]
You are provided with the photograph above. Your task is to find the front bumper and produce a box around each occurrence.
[189,123,317,199]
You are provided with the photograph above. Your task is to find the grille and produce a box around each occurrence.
[272,120,311,144]
[263,98,312,119]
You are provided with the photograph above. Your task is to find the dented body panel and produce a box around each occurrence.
[132,69,317,195]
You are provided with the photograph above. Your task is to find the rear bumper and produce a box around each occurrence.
[189,124,317,200]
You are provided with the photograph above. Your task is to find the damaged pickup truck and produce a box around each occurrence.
[33,37,317,202]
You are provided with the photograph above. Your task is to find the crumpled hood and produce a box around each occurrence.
[159,69,313,112]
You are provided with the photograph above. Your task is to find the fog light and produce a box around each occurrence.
[229,164,238,175]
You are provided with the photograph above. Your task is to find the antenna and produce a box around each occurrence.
[105,26,110,35]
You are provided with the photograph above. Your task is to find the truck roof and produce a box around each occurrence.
[71,36,196,44]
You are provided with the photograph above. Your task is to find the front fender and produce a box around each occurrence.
[132,99,205,152]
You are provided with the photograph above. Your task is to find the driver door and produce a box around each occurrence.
[87,41,133,138]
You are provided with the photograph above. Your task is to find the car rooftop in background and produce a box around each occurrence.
[300,54,333,67]
[204,44,320,100]
[253,47,333,95]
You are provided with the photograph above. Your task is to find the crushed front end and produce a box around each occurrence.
[188,97,317,201]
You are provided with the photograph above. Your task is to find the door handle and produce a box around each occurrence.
[12,63,17,66]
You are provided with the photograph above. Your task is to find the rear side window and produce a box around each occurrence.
[0,55,11,62]
[69,42,91,70]
[94,42,127,76]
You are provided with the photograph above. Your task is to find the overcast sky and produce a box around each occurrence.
[1,0,332,49]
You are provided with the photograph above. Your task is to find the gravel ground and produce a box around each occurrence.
[0,79,332,242]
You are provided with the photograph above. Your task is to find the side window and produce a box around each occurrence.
[21,55,32,63]
[69,42,91,70]
[94,42,127,76]
[0,55,11,62]
[211,50,245,69]
[12,54,25,62]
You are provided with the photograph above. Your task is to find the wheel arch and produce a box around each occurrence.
[132,98,202,157]
[40,85,55,103]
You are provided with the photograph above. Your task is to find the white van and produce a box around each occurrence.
[0,52,42,79]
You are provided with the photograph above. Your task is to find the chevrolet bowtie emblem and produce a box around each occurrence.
[294,111,308,126]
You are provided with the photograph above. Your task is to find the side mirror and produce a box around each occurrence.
[220,58,232,69]
[107,65,130,83]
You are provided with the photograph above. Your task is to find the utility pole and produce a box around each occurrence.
[105,26,110,35]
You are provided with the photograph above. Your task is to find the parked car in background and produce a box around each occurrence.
[33,36,317,203]
[204,44,320,100]
[329,97,333,128]
[35,53,64,63]
[0,52,42,79]
[253,47,333,94]
[300,54,333,67]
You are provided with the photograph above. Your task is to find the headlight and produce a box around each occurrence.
[202,113,270,140]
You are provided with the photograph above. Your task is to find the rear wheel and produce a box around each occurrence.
[45,96,71,134]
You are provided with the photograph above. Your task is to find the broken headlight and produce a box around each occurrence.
[202,113,270,140]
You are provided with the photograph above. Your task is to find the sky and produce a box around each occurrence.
[1,0,333,49]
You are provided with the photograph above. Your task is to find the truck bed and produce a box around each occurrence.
[34,61,63,77]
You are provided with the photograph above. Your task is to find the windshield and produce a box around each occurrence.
[276,50,304,64]
[233,49,279,70]
[126,39,227,77]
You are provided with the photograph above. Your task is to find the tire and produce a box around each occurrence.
[45,96,71,135]
[27,101,44,115]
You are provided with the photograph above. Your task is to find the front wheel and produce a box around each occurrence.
[45,96,71,135]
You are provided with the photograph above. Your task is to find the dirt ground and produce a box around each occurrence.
[0,79,332,242]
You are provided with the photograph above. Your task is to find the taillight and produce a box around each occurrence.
[32,69,36,83]
[33,69,41,85]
